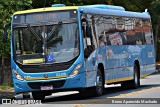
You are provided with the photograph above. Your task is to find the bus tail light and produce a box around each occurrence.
[13,69,24,81]
[69,63,82,77]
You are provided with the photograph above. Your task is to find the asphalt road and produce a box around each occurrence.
[1,72,160,107]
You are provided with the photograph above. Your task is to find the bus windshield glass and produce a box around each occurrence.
[13,10,79,65]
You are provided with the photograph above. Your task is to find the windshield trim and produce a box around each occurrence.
[15,53,79,65]
[13,21,80,65]
[13,19,78,28]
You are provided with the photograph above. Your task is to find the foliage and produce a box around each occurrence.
[0,83,13,90]
[32,0,83,8]
[0,0,32,57]
[150,0,160,24]
[0,0,160,84]
[149,0,160,61]
[0,0,160,59]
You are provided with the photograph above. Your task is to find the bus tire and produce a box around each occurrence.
[91,68,104,96]
[79,88,90,98]
[121,81,130,89]
[121,64,140,89]
[131,64,140,89]
[32,91,45,101]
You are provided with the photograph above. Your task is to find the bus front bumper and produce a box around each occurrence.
[13,72,86,93]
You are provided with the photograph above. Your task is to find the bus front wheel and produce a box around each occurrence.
[32,91,45,101]
[92,68,104,96]
[79,68,104,97]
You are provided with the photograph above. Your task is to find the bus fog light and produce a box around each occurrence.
[69,63,82,77]
[13,69,24,81]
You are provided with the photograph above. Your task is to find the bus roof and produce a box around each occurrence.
[13,6,78,15]
[79,5,150,19]
[13,4,150,19]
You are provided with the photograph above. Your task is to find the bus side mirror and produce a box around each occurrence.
[2,23,11,43]
[2,29,8,42]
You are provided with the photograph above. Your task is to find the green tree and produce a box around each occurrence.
[149,0,160,61]
[1,0,160,84]
[32,0,83,8]
[0,0,32,84]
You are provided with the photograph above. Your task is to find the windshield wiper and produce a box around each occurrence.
[27,24,41,41]
[47,21,62,40]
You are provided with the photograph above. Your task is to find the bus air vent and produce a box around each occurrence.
[87,4,125,11]
[52,4,65,7]
[27,80,65,89]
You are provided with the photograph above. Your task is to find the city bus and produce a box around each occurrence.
[2,4,155,100]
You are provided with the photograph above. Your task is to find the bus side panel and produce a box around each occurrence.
[106,45,132,84]
[85,45,155,85]
[85,46,106,87]
[128,45,144,77]
[127,45,155,78]
[140,45,156,77]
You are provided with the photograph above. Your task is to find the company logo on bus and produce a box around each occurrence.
[44,74,48,78]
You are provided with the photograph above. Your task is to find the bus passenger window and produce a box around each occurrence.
[95,15,105,46]
[99,35,106,46]
[143,20,153,44]
[125,18,145,45]
[104,16,126,46]
[135,19,145,44]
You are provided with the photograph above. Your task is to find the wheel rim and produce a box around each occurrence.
[134,73,138,85]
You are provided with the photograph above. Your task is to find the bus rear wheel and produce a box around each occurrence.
[131,64,140,88]
[32,91,45,101]
[121,64,140,89]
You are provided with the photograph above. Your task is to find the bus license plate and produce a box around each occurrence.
[41,85,53,90]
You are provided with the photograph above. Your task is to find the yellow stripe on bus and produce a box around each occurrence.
[14,6,78,15]
[106,74,150,84]
[140,74,150,78]
[106,77,133,84]
[25,76,67,81]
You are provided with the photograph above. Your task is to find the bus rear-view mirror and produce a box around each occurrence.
[2,22,11,42]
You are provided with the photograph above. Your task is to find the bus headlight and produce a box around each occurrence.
[13,69,24,81]
[69,63,82,77]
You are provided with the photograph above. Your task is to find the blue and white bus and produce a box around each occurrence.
[3,4,155,100]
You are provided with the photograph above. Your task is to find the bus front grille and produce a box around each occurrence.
[27,80,65,89]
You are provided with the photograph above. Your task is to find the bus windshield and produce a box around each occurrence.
[13,21,79,65]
